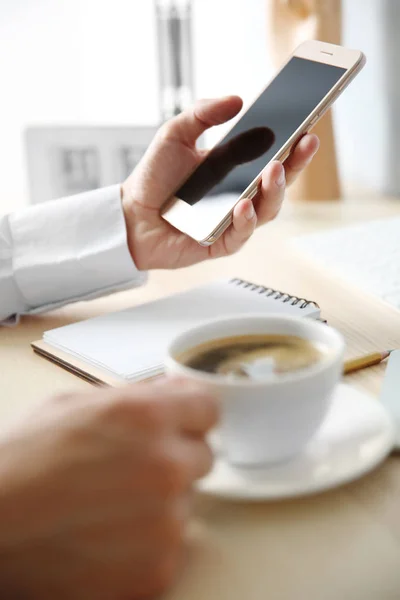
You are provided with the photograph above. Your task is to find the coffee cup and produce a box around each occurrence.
[165,315,345,466]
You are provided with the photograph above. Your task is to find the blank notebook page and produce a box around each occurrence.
[294,216,400,309]
[44,279,320,381]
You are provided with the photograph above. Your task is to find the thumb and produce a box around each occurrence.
[122,96,243,211]
[162,96,243,148]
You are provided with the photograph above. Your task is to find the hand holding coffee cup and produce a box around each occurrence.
[165,315,345,466]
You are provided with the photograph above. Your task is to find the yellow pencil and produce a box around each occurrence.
[344,350,393,375]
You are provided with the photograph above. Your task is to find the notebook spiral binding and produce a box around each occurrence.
[230,278,320,310]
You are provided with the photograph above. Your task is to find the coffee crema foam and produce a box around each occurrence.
[179,334,328,379]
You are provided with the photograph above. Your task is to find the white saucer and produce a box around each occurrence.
[197,384,395,501]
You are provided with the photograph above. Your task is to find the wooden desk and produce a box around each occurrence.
[2,193,400,599]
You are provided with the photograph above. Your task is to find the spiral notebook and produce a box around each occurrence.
[32,278,321,386]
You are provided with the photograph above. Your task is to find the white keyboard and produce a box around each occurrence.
[295,216,400,309]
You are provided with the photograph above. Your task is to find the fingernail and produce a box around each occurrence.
[276,164,286,187]
[309,148,319,162]
[311,135,320,155]
[245,201,255,220]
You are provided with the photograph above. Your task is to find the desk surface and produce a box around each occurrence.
[2,193,400,599]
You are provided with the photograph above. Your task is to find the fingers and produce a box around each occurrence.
[156,438,213,496]
[208,134,318,256]
[121,380,219,436]
[284,133,319,187]
[175,438,214,482]
[215,198,257,256]
[161,96,243,148]
[252,160,286,226]
[169,384,220,435]
[94,382,219,439]
[250,135,319,227]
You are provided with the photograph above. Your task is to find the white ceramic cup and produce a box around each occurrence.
[165,315,345,467]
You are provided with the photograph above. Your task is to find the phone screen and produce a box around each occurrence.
[176,57,346,205]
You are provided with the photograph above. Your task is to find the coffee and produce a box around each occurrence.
[180,334,327,379]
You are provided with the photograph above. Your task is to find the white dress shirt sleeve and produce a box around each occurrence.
[0,185,147,324]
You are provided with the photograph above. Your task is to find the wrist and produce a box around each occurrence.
[121,184,143,271]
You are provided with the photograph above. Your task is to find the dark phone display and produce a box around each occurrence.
[177,57,346,205]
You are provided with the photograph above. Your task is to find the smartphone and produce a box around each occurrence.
[161,40,366,246]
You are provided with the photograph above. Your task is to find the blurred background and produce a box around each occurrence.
[0,0,394,212]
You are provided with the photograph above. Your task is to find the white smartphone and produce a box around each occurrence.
[161,40,366,246]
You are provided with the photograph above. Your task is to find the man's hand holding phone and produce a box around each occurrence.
[122,95,319,271]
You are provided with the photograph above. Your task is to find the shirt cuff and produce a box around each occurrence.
[8,185,146,316]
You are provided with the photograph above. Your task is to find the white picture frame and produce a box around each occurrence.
[25,125,157,204]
